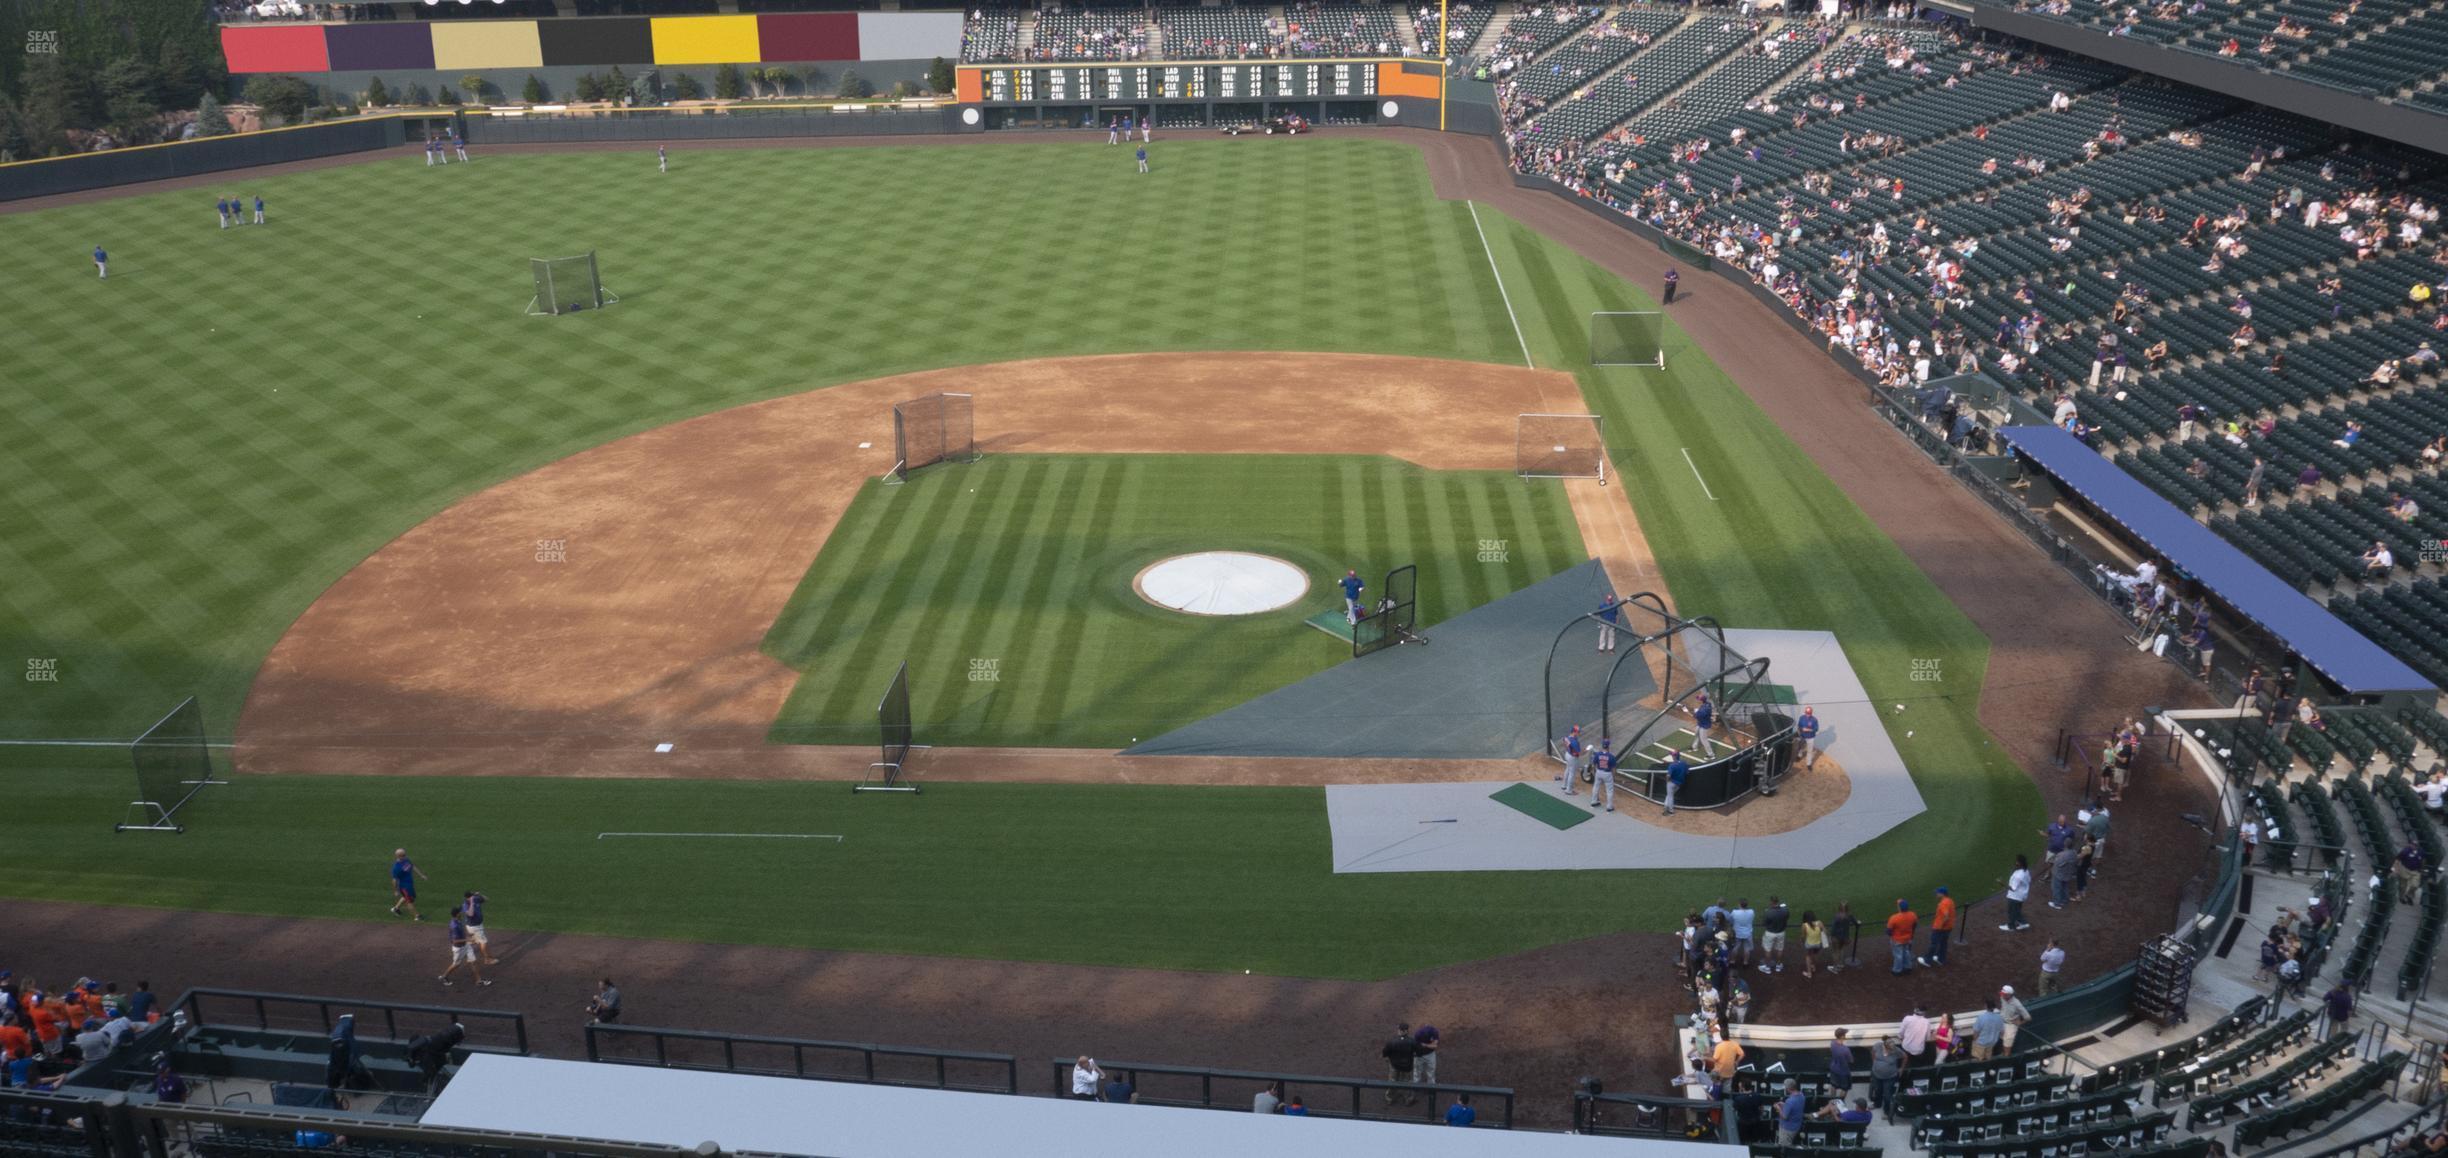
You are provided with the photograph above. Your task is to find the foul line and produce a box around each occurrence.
[1680,448,1718,501]
[596,832,845,841]
[1470,202,1535,370]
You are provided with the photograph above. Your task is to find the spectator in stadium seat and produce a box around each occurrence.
[1069,1056,1101,1099]
[1284,1095,1308,1116]
[1101,1069,1137,1103]
[2391,494,2420,523]
[1254,1082,1281,1114]
[1445,1092,1476,1127]
[2363,541,2395,575]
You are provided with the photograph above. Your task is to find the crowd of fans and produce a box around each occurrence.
[0,976,164,1092]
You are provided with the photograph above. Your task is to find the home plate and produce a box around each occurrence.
[654,743,674,753]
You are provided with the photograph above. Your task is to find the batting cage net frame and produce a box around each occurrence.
[117,696,225,833]
[1352,563,1424,657]
[887,392,978,484]
[1540,597,1796,810]
[525,251,620,316]
[857,661,922,793]
[1517,413,1607,483]
[1589,311,1665,368]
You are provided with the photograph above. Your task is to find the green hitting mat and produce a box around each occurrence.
[1488,783,1593,830]
[1725,682,1799,706]
[1305,609,1356,641]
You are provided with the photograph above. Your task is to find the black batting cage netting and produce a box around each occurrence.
[891,392,978,481]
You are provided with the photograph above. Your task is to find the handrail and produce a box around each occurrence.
[1045,1057,1512,1128]
[175,987,527,1056]
[588,1024,1015,1094]
[2283,1091,2446,1158]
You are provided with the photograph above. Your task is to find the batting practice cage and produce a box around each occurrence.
[117,696,225,833]
[526,252,620,316]
[889,392,978,483]
[1541,597,1798,809]
[1517,413,1607,483]
[1589,311,1665,368]
[858,661,920,793]
[1352,564,1424,657]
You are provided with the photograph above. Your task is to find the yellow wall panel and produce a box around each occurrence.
[430,21,543,71]
[651,15,761,65]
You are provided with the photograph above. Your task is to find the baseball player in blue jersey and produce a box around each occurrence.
[93,245,107,278]
[252,195,265,225]
[1136,145,1148,173]
[1694,692,1717,751]
[1662,749,1690,815]
[1109,116,1120,144]
[216,197,230,229]
[1341,570,1365,624]
[1596,592,1620,651]
[1589,741,1616,810]
[1559,724,1585,794]
[658,145,668,173]
[452,132,469,162]
[1796,707,1820,769]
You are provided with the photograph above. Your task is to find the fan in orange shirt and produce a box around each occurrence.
[1885,900,1919,976]
[1921,887,1958,968]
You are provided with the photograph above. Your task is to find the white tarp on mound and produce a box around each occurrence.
[424,1055,1719,1158]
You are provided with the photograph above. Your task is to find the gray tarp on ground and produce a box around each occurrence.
[1123,559,1652,758]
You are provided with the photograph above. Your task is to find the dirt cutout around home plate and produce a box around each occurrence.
[237,352,1678,786]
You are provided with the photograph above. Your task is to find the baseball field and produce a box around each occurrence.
[0,135,2040,980]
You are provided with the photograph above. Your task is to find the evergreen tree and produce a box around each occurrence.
[926,56,954,95]
[714,62,743,100]
[836,69,873,99]
[522,74,547,103]
[247,74,312,124]
[672,72,704,100]
[100,55,160,138]
[363,75,389,107]
[195,91,233,136]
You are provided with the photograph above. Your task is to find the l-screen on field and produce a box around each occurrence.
[0,137,2030,978]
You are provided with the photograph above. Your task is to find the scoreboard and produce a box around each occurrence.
[964,61,1384,103]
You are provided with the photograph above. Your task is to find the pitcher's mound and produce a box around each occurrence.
[1134,552,1310,616]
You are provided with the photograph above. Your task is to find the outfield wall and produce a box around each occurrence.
[466,106,963,143]
[0,116,406,202]
[269,59,941,109]
[221,13,963,74]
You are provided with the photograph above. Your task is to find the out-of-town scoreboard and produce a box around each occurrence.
[958,60,1397,103]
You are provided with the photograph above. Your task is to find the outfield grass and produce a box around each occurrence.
[762,454,1584,748]
[0,138,1517,745]
[0,140,2046,978]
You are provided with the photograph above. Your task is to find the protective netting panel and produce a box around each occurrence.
[1590,311,1664,367]
[130,697,211,821]
[892,392,977,479]
[877,661,912,770]
[1353,564,1418,657]
[529,253,604,315]
[1517,413,1605,480]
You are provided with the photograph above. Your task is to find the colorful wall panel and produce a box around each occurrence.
[537,17,653,67]
[428,20,543,71]
[220,26,330,74]
[754,12,859,63]
[225,13,1006,75]
[648,16,761,66]
[324,23,434,71]
[853,12,960,62]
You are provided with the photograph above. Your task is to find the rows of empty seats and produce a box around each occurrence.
[1509,6,1689,106]
[2289,6,2448,94]
[1482,3,1607,76]
[1414,2,1493,58]
[963,7,1022,62]
[1282,1,1403,57]
[1156,4,1270,59]
[1617,24,1825,144]
[1030,5,1149,60]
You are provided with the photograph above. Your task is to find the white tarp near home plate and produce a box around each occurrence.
[423,1055,1721,1158]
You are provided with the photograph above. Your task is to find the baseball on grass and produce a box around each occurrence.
[1906,730,1914,737]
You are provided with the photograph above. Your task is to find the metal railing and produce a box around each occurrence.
[177,987,527,1056]
[587,1024,1015,1094]
[1044,1057,1512,1127]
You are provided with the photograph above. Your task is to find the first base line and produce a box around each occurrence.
[596,832,846,841]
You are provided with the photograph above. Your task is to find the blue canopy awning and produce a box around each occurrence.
[2000,425,2434,696]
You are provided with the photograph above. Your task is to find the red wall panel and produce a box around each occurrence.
[220,26,332,75]
[755,12,858,62]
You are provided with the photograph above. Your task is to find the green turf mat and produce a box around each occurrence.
[1726,683,1799,706]
[1305,609,1356,641]
[1489,783,1593,830]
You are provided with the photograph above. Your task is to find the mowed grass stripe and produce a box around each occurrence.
[763,455,1585,748]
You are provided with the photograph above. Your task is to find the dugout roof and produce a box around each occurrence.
[2000,424,2435,696]
[424,1055,1719,1158]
